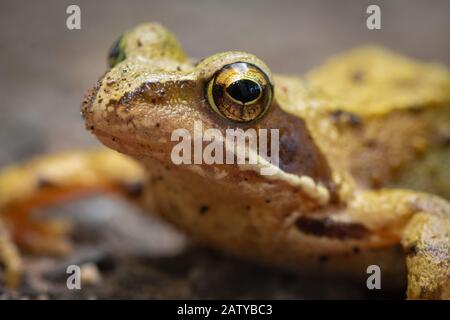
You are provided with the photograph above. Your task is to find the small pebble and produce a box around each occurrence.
[80,262,102,286]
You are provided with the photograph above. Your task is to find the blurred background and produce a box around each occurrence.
[0,0,449,299]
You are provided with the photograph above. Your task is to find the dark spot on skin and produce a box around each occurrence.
[279,134,299,166]
[351,70,365,83]
[364,139,377,148]
[412,243,448,260]
[199,205,209,215]
[118,90,144,106]
[318,255,329,263]
[137,40,142,47]
[36,176,57,189]
[330,110,362,126]
[122,181,144,198]
[106,98,117,107]
[245,205,251,210]
[295,216,369,240]
[440,131,450,146]
[405,243,418,256]
[370,175,382,189]
[194,58,207,67]
[352,246,360,254]
[151,176,163,183]
[407,105,424,114]
[265,199,271,204]
[155,123,160,128]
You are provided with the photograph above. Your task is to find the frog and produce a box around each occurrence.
[0,23,449,299]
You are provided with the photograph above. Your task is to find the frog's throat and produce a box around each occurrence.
[189,129,330,206]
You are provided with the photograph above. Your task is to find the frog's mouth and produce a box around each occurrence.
[90,123,332,207]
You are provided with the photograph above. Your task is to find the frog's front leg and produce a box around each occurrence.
[0,149,145,286]
[401,202,450,299]
[347,190,450,299]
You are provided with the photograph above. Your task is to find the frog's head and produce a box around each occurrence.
[82,23,335,205]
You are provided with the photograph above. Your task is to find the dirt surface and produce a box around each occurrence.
[0,197,405,300]
[0,0,448,299]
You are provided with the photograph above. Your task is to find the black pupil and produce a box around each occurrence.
[226,79,261,104]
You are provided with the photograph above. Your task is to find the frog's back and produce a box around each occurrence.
[277,47,450,199]
[306,46,450,116]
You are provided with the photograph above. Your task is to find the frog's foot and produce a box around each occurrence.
[0,149,145,287]
[1,214,72,287]
[348,190,450,299]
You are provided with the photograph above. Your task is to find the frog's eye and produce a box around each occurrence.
[206,62,273,123]
[108,35,126,68]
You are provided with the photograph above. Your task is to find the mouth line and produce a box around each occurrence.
[93,127,172,159]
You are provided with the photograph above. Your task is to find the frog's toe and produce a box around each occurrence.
[402,205,450,299]
[0,219,23,288]
[12,217,73,256]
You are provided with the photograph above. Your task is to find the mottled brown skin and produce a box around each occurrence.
[0,23,449,299]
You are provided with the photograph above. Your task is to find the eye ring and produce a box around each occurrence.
[206,62,273,123]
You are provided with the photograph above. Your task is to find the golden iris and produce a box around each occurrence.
[206,62,273,123]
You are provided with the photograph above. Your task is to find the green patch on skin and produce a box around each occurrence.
[108,34,126,68]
